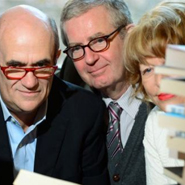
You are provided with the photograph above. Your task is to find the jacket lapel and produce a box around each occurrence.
[34,115,69,175]
[0,105,14,184]
[34,76,70,175]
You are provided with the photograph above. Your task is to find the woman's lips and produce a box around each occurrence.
[158,93,175,101]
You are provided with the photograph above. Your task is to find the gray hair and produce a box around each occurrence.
[60,0,133,46]
[48,17,60,62]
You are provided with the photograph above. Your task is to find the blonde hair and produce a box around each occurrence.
[124,1,185,100]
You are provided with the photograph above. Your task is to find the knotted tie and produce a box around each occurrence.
[107,101,123,160]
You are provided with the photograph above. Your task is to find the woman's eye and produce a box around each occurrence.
[143,68,152,74]
[141,67,155,77]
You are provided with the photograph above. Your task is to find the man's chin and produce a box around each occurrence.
[14,101,42,113]
[90,78,110,89]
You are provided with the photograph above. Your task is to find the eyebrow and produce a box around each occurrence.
[68,31,105,47]
[90,32,105,39]
[6,59,52,66]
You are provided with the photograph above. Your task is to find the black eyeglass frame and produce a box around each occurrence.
[63,24,126,61]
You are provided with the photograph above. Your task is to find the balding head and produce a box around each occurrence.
[0,5,59,61]
[0,5,49,37]
[0,5,48,22]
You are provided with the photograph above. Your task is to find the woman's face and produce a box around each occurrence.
[140,57,185,111]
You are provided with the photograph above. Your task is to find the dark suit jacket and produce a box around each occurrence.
[0,76,110,185]
[108,102,151,185]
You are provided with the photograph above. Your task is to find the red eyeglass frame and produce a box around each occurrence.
[0,65,58,80]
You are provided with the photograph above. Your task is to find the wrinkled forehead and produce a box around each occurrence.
[1,18,52,41]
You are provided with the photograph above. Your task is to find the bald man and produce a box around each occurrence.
[0,5,109,185]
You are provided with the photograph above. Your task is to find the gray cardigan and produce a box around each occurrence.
[108,102,151,185]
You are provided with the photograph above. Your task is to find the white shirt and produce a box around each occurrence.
[103,85,142,147]
[143,106,184,185]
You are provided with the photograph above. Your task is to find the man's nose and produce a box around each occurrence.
[20,71,38,89]
[84,47,99,65]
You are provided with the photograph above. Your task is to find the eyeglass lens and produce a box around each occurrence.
[5,67,55,79]
[68,37,107,60]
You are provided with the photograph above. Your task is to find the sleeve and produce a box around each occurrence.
[143,108,184,185]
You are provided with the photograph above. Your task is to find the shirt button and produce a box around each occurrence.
[113,174,120,182]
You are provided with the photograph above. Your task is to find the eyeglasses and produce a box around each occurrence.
[63,24,125,61]
[0,65,58,80]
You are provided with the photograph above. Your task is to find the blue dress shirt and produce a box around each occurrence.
[0,95,47,177]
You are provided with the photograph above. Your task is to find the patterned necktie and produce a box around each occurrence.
[107,101,123,161]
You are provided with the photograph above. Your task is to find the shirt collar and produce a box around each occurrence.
[103,85,142,119]
[0,94,11,122]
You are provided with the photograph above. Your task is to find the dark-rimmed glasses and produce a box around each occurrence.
[0,66,58,80]
[63,24,125,61]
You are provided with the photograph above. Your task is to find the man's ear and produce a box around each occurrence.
[56,49,61,59]
[125,23,135,33]
[54,49,61,65]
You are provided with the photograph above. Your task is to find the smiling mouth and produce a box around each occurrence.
[88,65,107,76]
[19,90,40,95]
[158,93,175,101]
[19,90,39,93]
